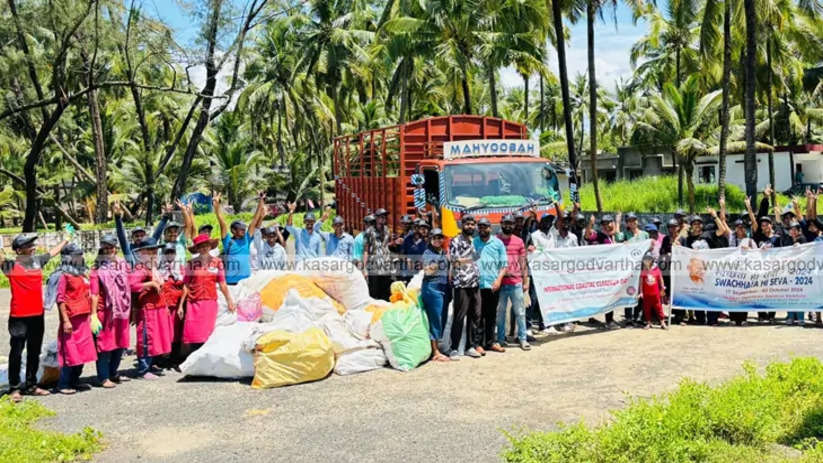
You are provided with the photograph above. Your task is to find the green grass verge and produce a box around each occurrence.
[502,357,823,463]
[564,176,808,213]
[0,398,102,462]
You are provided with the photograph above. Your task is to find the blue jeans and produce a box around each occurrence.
[421,280,448,341]
[788,312,805,322]
[96,348,124,383]
[57,365,83,390]
[137,321,153,376]
[497,284,526,343]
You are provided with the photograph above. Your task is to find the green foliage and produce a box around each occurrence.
[0,398,102,462]
[503,357,823,463]
[566,175,803,213]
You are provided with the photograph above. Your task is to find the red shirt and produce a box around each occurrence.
[641,267,664,298]
[3,255,51,318]
[497,234,526,286]
[184,258,225,301]
[163,277,185,308]
[57,273,91,317]
[129,267,167,311]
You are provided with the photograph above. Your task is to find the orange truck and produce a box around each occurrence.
[332,115,562,236]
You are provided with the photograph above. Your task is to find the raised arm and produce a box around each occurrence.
[248,192,266,238]
[320,205,332,226]
[758,184,772,220]
[614,211,623,236]
[213,193,228,240]
[176,199,194,241]
[113,202,131,255]
[707,207,726,237]
[584,215,595,241]
[48,237,69,257]
[719,196,727,225]
[152,203,172,242]
[744,196,758,233]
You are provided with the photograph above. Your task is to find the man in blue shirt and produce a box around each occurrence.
[473,217,508,352]
[286,203,331,261]
[323,216,354,259]
[215,193,263,285]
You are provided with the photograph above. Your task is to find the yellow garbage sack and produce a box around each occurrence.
[251,327,335,389]
[259,274,345,315]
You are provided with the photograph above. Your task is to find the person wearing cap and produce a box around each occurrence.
[89,235,132,387]
[128,238,174,379]
[729,219,756,249]
[180,234,234,357]
[616,212,649,243]
[400,219,429,281]
[496,214,531,350]
[2,233,68,402]
[323,216,355,260]
[286,202,332,261]
[353,215,375,269]
[782,221,808,326]
[473,217,508,352]
[659,218,683,324]
[421,228,451,362]
[673,209,689,241]
[54,245,97,394]
[524,214,554,333]
[448,214,484,358]
[677,209,729,325]
[154,202,187,269]
[253,225,287,270]
[638,253,667,330]
[582,214,619,328]
[215,193,263,285]
[530,214,555,252]
[390,215,415,256]
[112,201,166,267]
[645,224,662,258]
[363,208,393,300]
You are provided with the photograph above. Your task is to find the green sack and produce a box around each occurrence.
[371,304,432,371]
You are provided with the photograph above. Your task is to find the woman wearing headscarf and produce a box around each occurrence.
[90,234,132,388]
[56,244,97,394]
[129,238,174,379]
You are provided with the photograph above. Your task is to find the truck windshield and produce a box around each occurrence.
[444,162,561,209]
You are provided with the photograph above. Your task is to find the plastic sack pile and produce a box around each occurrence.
[180,258,431,388]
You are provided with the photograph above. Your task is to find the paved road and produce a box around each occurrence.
[2,289,823,462]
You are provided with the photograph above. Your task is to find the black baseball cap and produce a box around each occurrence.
[477,218,492,226]
[600,214,614,224]
[198,224,214,234]
[11,233,37,251]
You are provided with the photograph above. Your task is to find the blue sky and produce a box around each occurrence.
[149,1,648,91]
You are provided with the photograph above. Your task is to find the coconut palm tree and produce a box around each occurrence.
[634,76,722,212]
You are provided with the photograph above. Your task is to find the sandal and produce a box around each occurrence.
[9,390,23,403]
[100,380,116,389]
[643,323,651,330]
[432,354,450,363]
[58,389,77,395]
[28,387,50,397]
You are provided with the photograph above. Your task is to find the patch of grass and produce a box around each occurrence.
[503,357,823,463]
[0,397,102,462]
[564,176,808,213]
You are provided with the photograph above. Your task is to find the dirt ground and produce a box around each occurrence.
[3,289,823,463]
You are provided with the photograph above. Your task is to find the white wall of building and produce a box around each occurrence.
[694,151,799,192]
[793,153,823,184]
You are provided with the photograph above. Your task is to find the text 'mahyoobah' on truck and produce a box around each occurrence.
[332,115,563,237]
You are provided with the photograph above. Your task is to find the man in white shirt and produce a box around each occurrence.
[549,211,579,249]
[253,226,287,270]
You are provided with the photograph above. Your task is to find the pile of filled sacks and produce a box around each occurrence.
[179,258,431,388]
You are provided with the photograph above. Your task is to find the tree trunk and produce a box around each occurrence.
[170,0,222,201]
[23,106,67,231]
[767,36,775,147]
[552,0,578,192]
[88,88,108,224]
[717,0,732,200]
[675,47,681,88]
[685,160,696,213]
[489,65,499,118]
[399,59,410,124]
[523,73,529,122]
[539,73,544,131]
[461,72,472,114]
[587,0,602,212]
[677,164,684,207]
[743,0,758,198]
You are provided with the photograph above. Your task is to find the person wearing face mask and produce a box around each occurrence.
[448,214,484,359]
[129,238,175,380]
[497,214,531,351]
[474,218,508,352]
[89,235,132,388]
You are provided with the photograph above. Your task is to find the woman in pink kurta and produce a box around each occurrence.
[56,244,97,394]
[90,234,131,388]
[129,238,173,379]
[181,234,235,351]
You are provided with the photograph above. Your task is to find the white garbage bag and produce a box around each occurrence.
[301,257,371,311]
[343,309,374,340]
[267,290,335,334]
[408,271,424,292]
[180,322,259,378]
[334,346,387,375]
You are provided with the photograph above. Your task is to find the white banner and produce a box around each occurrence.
[672,241,823,311]
[529,240,651,324]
